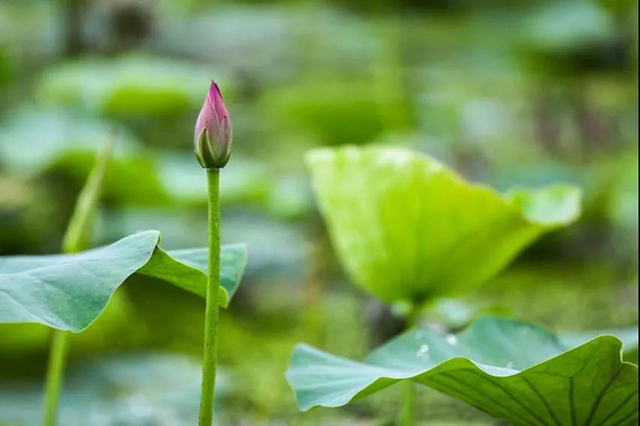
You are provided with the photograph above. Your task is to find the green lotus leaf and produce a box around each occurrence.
[0,230,247,332]
[286,317,639,425]
[306,146,581,304]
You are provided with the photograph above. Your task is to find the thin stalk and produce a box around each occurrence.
[42,331,68,426]
[399,306,419,426]
[199,168,221,426]
[42,135,114,426]
[372,0,411,134]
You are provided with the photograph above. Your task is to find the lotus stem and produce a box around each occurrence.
[199,167,221,426]
[42,331,68,426]
[42,135,114,426]
[399,305,419,426]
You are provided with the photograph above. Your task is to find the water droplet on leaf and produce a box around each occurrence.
[416,344,430,359]
[445,335,458,346]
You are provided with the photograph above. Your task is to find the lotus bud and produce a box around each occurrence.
[194,81,233,169]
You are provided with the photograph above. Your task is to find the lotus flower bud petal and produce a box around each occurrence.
[194,81,233,169]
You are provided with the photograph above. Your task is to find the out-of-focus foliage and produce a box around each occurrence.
[0,353,218,426]
[263,79,388,146]
[523,1,616,51]
[0,109,141,174]
[0,109,311,215]
[37,56,228,119]
[0,48,12,88]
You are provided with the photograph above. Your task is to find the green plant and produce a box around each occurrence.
[0,137,247,425]
[286,145,598,425]
[41,134,114,426]
[287,316,639,425]
[192,80,233,426]
[0,232,247,331]
[305,146,581,306]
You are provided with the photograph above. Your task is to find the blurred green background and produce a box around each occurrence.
[0,0,637,424]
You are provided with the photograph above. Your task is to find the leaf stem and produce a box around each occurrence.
[42,134,114,426]
[42,331,68,426]
[199,168,221,426]
[399,305,419,426]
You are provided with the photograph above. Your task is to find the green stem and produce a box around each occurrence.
[42,135,114,426]
[43,331,69,426]
[399,305,419,426]
[199,168,221,426]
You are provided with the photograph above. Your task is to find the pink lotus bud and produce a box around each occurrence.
[194,81,233,169]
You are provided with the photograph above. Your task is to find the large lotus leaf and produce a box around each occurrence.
[0,230,247,332]
[306,146,581,304]
[286,317,639,425]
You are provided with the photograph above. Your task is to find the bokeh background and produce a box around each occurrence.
[0,0,638,424]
